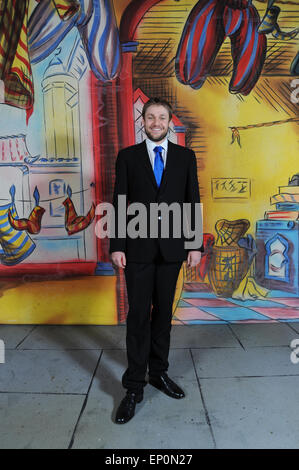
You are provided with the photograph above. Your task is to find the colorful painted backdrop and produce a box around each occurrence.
[0,0,298,324]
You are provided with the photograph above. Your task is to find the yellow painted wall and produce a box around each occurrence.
[1,0,297,324]
[171,75,298,239]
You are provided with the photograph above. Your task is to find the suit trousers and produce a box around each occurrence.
[122,246,182,394]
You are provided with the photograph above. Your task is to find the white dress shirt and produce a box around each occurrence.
[145,138,168,170]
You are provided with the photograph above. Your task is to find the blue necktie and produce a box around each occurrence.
[153,146,164,187]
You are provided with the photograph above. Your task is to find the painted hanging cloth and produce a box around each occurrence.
[51,0,80,20]
[197,233,215,281]
[291,51,299,76]
[0,0,79,124]
[258,1,299,41]
[0,0,33,123]
[34,0,80,19]
[232,276,270,300]
[63,186,95,236]
[238,234,257,267]
[8,187,45,234]
[229,117,299,147]
[175,0,267,96]
[0,186,35,266]
[231,127,241,148]
[28,0,121,82]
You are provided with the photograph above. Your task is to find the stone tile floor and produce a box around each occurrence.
[1,322,299,449]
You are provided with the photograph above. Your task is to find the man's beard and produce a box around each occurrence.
[144,127,169,142]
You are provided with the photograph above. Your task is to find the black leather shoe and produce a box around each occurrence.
[149,373,185,399]
[115,392,143,424]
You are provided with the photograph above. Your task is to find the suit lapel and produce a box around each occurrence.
[159,140,176,194]
[137,140,177,193]
[137,141,158,190]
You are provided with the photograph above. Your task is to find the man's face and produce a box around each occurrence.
[142,105,171,143]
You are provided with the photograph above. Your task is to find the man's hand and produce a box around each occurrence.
[111,251,126,269]
[187,250,202,268]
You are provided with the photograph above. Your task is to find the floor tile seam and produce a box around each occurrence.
[189,349,217,449]
[286,323,299,333]
[5,346,295,351]
[68,349,104,450]
[190,345,296,350]
[12,348,111,351]
[169,346,243,351]
[226,324,245,350]
[199,374,299,380]
[169,346,241,349]
[14,325,39,349]
[187,346,272,351]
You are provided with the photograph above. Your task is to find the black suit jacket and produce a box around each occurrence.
[109,140,204,262]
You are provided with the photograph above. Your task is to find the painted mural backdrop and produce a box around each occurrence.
[0,0,298,325]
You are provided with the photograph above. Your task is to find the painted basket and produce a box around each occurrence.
[208,245,248,297]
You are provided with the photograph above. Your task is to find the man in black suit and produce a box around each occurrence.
[110,98,203,424]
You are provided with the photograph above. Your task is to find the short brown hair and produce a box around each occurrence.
[142,97,173,120]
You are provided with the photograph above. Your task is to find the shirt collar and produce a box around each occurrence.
[145,137,168,153]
